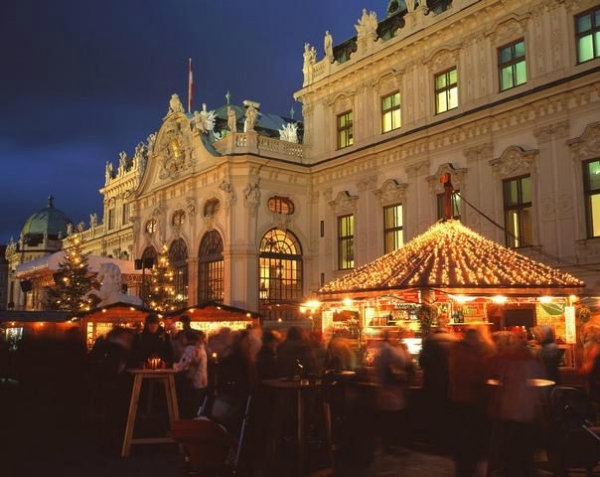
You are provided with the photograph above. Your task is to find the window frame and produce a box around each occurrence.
[337,214,355,270]
[503,175,533,248]
[381,91,401,133]
[198,230,224,303]
[498,38,527,91]
[383,204,404,254]
[583,158,600,238]
[337,110,354,149]
[575,6,600,64]
[434,67,458,114]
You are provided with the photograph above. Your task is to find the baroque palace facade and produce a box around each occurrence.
[6,0,600,318]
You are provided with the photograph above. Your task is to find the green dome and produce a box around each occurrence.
[21,196,73,246]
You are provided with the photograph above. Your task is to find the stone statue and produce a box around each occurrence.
[227,106,237,132]
[245,105,258,132]
[168,94,185,114]
[405,0,417,12]
[279,122,299,143]
[89,212,98,228]
[105,161,113,182]
[119,151,127,170]
[324,30,334,63]
[356,9,378,38]
[84,262,142,307]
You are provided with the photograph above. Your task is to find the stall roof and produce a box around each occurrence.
[72,302,154,322]
[319,220,585,298]
[15,251,141,278]
[0,310,72,323]
[166,301,261,322]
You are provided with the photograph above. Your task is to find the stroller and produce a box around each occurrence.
[547,386,600,477]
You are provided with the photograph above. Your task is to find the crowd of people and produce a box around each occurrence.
[4,315,600,476]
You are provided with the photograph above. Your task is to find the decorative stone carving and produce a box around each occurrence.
[303,43,317,86]
[374,179,408,205]
[243,182,261,216]
[167,93,185,115]
[567,122,600,161]
[355,9,378,40]
[489,146,539,179]
[329,191,359,215]
[219,180,235,210]
[186,197,197,217]
[227,106,237,132]
[89,213,98,228]
[244,104,259,133]
[324,30,334,63]
[486,15,530,45]
[424,46,460,71]
[157,123,193,180]
[427,163,468,194]
[192,103,216,134]
[279,123,299,143]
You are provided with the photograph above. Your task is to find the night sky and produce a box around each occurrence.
[0,0,387,245]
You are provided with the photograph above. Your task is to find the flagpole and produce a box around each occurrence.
[188,58,193,114]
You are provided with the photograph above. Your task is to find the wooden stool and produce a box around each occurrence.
[121,368,180,457]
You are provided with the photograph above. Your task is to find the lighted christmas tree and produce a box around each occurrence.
[44,235,92,312]
[143,246,176,311]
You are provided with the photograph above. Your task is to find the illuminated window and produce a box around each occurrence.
[172,209,186,227]
[435,67,458,114]
[381,92,401,133]
[198,230,224,303]
[258,228,303,306]
[169,239,188,307]
[145,218,157,235]
[576,7,600,64]
[337,111,354,149]
[383,204,403,254]
[584,159,600,238]
[204,199,220,217]
[498,39,527,91]
[503,175,533,248]
[267,196,295,215]
[338,215,354,270]
[437,191,462,220]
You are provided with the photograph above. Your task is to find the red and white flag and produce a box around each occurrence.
[188,58,194,113]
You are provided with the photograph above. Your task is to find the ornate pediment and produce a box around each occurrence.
[427,163,468,193]
[568,122,600,162]
[489,146,539,179]
[329,191,359,215]
[486,14,530,45]
[374,179,408,205]
[156,119,194,180]
[424,46,460,71]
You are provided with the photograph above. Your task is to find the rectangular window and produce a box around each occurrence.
[498,39,527,91]
[199,260,224,303]
[437,191,462,221]
[583,159,600,238]
[576,7,600,64]
[381,92,401,133]
[435,67,458,114]
[122,203,129,226]
[107,209,115,230]
[337,111,354,149]
[383,204,404,254]
[338,214,354,270]
[503,175,533,248]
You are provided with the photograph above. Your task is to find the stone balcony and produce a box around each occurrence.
[212,132,305,163]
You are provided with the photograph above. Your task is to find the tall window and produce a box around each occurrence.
[435,67,458,114]
[437,191,462,220]
[584,159,600,238]
[576,7,600,64]
[383,204,404,254]
[259,228,303,305]
[122,203,129,226]
[338,215,354,270]
[337,111,354,149]
[198,230,224,302]
[498,39,527,91]
[169,239,188,307]
[107,208,115,230]
[381,92,401,133]
[503,175,533,248]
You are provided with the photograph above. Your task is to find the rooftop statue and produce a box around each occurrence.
[168,94,185,115]
[356,9,378,38]
[85,262,142,307]
[324,30,334,63]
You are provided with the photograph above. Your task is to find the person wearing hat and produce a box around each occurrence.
[131,313,173,368]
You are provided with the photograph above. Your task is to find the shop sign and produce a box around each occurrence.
[564,305,576,344]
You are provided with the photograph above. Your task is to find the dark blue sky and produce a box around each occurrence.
[0,0,386,245]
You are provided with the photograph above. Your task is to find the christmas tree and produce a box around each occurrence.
[44,235,92,312]
[143,246,176,311]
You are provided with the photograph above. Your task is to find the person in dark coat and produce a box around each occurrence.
[131,313,173,368]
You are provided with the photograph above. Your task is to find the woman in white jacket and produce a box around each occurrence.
[174,330,208,418]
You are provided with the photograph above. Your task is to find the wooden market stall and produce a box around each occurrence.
[317,219,586,365]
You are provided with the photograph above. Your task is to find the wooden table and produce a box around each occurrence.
[262,378,335,477]
[121,368,180,457]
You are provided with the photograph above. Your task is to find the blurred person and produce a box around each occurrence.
[256,330,281,381]
[374,331,412,454]
[324,331,356,372]
[218,329,258,395]
[173,330,207,418]
[486,331,545,477]
[580,332,600,407]
[533,325,563,385]
[418,326,457,450]
[448,327,492,477]
[131,313,173,367]
[276,325,316,379]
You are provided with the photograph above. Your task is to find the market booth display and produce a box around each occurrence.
[316,219,586,365]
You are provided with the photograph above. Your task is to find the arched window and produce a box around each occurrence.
[198,230,224,303]
[172,209,186,227]
[259,228,303,314]
[267,196,295,215]
[141,246,157,265]
[169,239,188,307]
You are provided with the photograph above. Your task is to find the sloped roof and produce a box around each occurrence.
[319,220,585,296]
[165,301,261,321]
